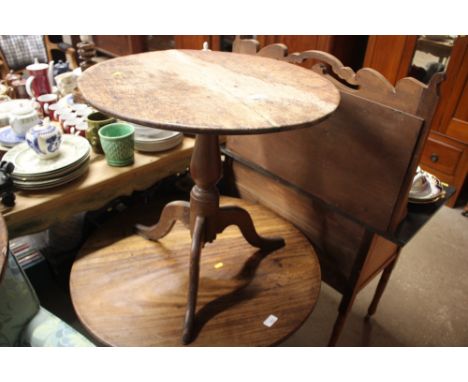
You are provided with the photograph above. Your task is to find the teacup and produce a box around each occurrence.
[26,119,62,159]
[46,103,63,122]
[411,172,430,196]
[54,107,71,123]
[37,93,58,117]
[70,120,88,137]
[86,112,116,154]
[98,122,135,166]
[59,111,76,129]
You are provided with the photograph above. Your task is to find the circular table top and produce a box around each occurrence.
[70,196,321,346]
[78,50,340,135]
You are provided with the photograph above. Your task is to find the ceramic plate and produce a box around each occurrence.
[135,134,183,152]
[408,191,446,204]
[133,124,182,142]
[14,160,89,190]
[12,151,90,181]
[4,134,90,177]
[0,126,25,147]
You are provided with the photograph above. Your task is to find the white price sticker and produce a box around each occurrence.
[263,314,278,327]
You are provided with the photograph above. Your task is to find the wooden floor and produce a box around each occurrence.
[70,196,321,346]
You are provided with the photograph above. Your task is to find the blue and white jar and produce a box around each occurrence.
[26,118,62,159]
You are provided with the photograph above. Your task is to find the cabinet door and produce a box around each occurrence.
[363,36,417,84]
[431,36,468,140]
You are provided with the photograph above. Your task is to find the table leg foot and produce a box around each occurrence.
[182,215,205,345]
[135,200,190,241]
[217,205,285,250]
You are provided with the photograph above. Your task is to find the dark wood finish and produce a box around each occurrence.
[70,196,321,346]
[225,159,364,293]
[183,215,205,344]
[92,35,146,57]
[227,92,424,233]
[78,50,339,135]
[227,38,445,345]
[328,230,374,346]
[366,253,400,318]
[136,200,190,240]
[421,137,463,175]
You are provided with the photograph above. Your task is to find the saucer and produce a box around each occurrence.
[0,126,25,147]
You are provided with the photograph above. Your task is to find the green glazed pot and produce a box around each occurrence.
[98,123,135,167]
[86,112,116,154]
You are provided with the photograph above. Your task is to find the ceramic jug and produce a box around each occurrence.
[25,58,54,98]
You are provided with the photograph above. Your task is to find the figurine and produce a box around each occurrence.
[0,161,16,207]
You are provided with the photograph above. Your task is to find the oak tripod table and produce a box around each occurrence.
[78,50,340,344]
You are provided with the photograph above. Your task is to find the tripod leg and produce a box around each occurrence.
[136,200,190,241]
[217,205,285,250]
[182,215,205,344]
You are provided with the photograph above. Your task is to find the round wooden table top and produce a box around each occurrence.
[78,50,340,135]
[70,196,321,346]
[0,215,8,281]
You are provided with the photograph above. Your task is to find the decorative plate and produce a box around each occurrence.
[11,151,90,181]
[134,134,183,152]
[0,126,26,147]
[13,160,89,190]
[3,134,90,177]
[134,125,182,142]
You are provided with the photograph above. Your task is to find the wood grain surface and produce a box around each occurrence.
[78,50,340,135]
[70,196,321,346]
[226,92,425,233]
[1,137,194,238]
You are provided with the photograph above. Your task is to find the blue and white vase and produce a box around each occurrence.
[26,118,62,159]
